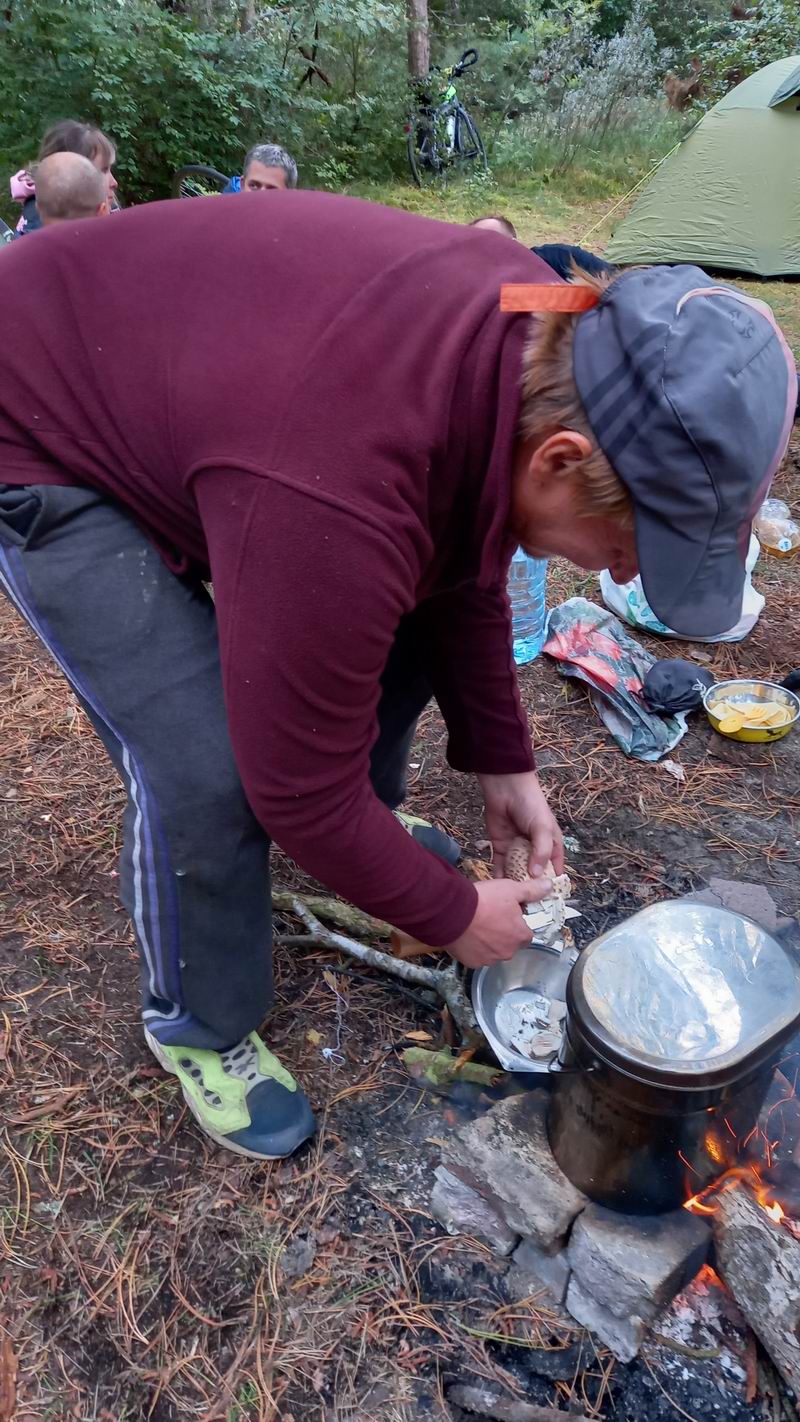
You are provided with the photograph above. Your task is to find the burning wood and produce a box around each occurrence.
[684,1066,800,1224]
[707,1178,800,1396]
[678,1061,800,1392]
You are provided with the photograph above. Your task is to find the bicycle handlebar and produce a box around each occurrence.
[451,48,478,76]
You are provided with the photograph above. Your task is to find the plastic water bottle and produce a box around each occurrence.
[508,547,548,665]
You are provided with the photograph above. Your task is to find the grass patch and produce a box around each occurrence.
[347,171,627,252]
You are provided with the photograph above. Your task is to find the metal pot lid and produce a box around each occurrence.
[569,902,800,1080]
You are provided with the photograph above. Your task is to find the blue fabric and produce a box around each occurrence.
[532,243,613,281]
[16,194,42,235]
[222,175,241,194]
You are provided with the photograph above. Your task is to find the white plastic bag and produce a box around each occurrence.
[599,535,764,644]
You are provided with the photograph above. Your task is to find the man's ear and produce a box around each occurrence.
[529,430,593,484]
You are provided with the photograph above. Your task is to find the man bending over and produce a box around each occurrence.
[0,196,793,1160]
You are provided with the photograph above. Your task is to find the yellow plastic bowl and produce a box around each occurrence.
[703,679,800,743]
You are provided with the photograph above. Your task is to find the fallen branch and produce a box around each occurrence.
[273,894,477,1038]
[446,1384,593,1422]
[272,891,390,940]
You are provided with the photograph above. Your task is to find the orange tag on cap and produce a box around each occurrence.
[500,284,600,313]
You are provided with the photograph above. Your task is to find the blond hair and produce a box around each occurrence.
[520,266,633,524]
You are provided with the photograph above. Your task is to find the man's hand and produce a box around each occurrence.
[445,876,554,969]
[478,770,564,878]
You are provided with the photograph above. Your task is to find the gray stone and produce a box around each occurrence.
[505,1237,571,1306]
[565,1276,646,1363]
[279,1233,317,1279]
[442,1090,587,1249]
[682,879,778,934]
[430,1166,518,1255]
[567,1202,710,1323]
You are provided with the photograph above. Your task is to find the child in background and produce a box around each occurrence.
[8,120,118,235]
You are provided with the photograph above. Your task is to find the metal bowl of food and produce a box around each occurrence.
[703,678,799,743]
[472,944,578,1073]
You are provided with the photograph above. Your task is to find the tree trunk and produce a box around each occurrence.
[240,0,255,32]
[406,0,430,81]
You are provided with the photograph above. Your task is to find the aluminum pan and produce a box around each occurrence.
[472,944,577,1072]
[571,902,800,1077]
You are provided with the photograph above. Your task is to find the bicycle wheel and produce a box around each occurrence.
[407,109,453,188]
[171,164,230,199]
[407,123,425,188]
[454,106,488,174]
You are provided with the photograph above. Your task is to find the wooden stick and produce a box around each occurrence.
[272,891,390,940]
[273,895,477,1037]
[447,1385,593,1422]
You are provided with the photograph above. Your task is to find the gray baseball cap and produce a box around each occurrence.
[573,265,796,637]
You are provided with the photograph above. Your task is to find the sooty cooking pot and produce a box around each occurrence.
[547,901,800,1213]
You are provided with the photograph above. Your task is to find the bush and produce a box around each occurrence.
[0,0,741,210]
[527,0,670,174]
[0,0,408,206]
[0,0,252,202]
[699,0,800,102]
[492,98,689,194]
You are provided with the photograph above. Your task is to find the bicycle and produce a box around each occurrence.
[406,48,487,188]
[171,164,231,199]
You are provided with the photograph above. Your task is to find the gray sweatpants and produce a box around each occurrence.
[0,484,431,1049]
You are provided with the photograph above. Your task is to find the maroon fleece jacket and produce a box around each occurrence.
[0,192,558,945]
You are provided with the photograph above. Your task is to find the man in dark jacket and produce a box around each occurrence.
[0,194,793,1159]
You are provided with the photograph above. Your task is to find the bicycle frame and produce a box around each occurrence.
[407,48,485,186]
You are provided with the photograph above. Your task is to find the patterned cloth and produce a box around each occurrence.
[544,598,688,761]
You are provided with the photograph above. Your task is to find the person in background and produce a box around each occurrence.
[36,153,111,227]
[222,143,298,194]
[10,120,118,235]
[469,215,613,281]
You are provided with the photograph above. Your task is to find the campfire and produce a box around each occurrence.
[675,1057,800,1398]
[684,1062,800,1229]
[430,888,800,1400]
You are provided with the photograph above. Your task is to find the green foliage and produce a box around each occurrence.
[0,0,246,200]
[0,0,408,201]
[492,99,689,193]
[699,0,800,102]
[0,0,785,206]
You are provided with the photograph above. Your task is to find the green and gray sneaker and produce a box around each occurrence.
[145,1028,315,1160]
[395,810,461,867]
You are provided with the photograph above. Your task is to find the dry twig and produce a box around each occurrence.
[274,894,477,1037]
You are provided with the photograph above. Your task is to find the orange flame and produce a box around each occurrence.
[684,1069,795,1228]
[683,1148,791,1227]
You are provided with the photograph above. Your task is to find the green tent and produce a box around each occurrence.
[606,56,800,277]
